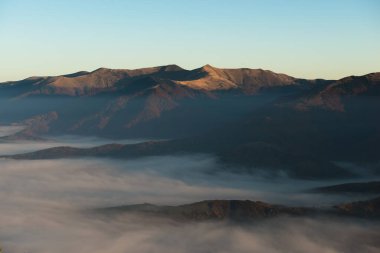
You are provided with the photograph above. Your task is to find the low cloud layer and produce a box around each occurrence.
[0,131,150,156]
[2,209,380,253]
[0,135,379,253]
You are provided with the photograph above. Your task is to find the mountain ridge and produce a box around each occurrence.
[1,67,379,180]
[0,64,303,96]
[0,64,316,138]
[94,197,380,221]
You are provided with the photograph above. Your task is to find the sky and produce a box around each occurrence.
[0,0,379,82]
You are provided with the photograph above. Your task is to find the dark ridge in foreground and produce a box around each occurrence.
[0,141,166,160]
[96,200,313,221]
[94,197,380,221]
[334,196,380,218]
[0,143,126,159]
[0,139,359,180]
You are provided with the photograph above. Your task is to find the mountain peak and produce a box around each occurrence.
[93,67,108,72]
[200,64,219,72]
[2,65,299,96]
[63,71,90,78]
[89,67,123,76]
[158,64,184,72]
[367,72,380,81]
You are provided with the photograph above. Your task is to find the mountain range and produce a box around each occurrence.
[1,65,379,180]
[0,64,306,138]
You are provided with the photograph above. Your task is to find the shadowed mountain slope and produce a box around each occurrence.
[1,68,379,180]
[0,65,310,138]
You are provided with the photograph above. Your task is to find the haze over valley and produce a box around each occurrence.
[1,0,379,252]
[0,65,380,252]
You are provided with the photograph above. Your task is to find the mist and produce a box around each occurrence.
[0,125,150,155]
[1,135,379,253]
[0,125,25,138]
[3,213,380,253]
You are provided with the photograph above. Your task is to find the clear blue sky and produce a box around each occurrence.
[1,0,379,81]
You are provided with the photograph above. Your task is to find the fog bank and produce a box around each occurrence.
[0,136,379,252]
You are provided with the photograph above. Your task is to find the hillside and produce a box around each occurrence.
[1,68,379,180]
[96,200,312,221]
[95,198,380,221]
[0,65,309,138]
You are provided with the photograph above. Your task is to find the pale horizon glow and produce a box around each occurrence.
[1,0,379,82]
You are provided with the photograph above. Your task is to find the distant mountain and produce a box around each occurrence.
[0,65,308,138]
[208,71,380,177]
[0,64,297,97]
[293,72,380,111]
[1,66,379,180]
[174,64,296,92]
